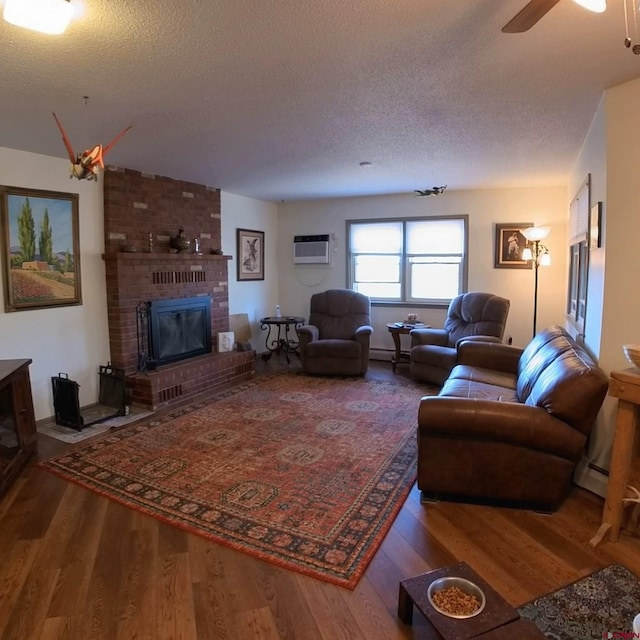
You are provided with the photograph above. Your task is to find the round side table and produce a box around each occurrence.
[386,323,430,373]
[260,316,305,364]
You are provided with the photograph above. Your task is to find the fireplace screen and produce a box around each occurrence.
[51,365,127,431]
[148,295,212,367]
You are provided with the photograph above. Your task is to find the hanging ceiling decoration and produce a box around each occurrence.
[414,186,447,197]
[52,103,132,181]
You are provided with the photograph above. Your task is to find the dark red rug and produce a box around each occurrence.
[40,373,427,589]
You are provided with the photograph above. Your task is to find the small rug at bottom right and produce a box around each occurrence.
[518,564,640,639]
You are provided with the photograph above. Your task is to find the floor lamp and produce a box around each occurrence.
[521,226,551,339]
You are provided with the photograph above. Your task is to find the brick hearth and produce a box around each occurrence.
[102,167,255,410]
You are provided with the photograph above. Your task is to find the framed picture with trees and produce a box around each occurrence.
[1,186,81,312]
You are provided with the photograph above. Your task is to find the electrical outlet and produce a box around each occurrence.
[506,335,513,345]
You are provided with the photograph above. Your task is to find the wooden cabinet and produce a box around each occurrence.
[0,359,37,497]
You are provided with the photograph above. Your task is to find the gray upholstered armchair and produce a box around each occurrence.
[297,289,373,376]
[410,291,510,385]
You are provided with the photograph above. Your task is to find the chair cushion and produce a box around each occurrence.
[410,344,456,369]
[444,292,511,346]
[306,339,361,359]
[309,290,371,340]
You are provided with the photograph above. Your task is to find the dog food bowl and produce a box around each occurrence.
[427,576,486,619]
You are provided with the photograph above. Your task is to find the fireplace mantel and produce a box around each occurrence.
[102,252,231,263]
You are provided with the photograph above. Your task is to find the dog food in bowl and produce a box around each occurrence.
[427,577,486,618]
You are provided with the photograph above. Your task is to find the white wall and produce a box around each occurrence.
[0,147,109,420]
[277,187,568,356]
[221,192,279,350]
[601,78,640,372]
[570,77,640,497]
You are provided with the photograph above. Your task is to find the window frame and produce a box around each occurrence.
[566,176,590,334]
[346,215,469,307]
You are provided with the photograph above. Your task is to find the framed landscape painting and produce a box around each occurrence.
[494,222,532,269]
[1,186,81,312]
[236,228,264,281]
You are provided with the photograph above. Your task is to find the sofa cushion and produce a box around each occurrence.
[439,377,519,402]
[449,364,518,390]
[517,326,609,435]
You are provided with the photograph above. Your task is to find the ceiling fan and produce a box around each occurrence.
[502,0,606,33]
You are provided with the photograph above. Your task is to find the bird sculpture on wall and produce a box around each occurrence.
[52,112,132,181]
[414,185,447,197]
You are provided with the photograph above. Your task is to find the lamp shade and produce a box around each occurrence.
[521,226,551,242]
[573,0,606,12]
[3,0,74,35]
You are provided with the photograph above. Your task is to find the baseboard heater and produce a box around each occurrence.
[51,365,127,431]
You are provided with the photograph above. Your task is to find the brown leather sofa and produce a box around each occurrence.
[417,325,609,511]
[410,291,511,385]
[297,289,373,376]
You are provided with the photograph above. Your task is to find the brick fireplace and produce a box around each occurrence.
[102,167,255,410]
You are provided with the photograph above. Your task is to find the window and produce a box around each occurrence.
[347,216,468,304]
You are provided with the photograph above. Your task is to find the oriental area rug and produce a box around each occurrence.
[40,372,428,589]
[518,564,640,639]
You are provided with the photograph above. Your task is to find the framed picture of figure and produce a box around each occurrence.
[494,222,533,269]
[236,228,265,281]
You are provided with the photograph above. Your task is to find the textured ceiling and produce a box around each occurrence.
[1,0,639,201]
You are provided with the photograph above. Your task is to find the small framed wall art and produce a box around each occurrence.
[236,228,265,281]
[1,186,82,311]
[494,222,533,269]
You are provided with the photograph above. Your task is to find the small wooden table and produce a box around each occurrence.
[386,323,430,373]
[590,367,640,547]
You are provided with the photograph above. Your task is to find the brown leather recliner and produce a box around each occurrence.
[417,326,609,511]
[410,291,510,385]
[297,289,373,376]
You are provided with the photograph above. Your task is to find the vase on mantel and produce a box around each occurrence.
[170,228,191,253]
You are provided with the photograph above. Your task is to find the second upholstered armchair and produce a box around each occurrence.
[410,291,510,385]
[297,289,373,376]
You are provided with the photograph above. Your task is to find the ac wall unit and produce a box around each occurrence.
[293,234,330,264]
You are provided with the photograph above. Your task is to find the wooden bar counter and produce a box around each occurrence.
[590,367,640,546]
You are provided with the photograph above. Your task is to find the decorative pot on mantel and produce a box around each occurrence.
[170,228,191,253]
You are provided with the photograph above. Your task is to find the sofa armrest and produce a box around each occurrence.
[456,341,523,374]
[417,396,586,459]
[410,328,448,347]
[297,324,319,347]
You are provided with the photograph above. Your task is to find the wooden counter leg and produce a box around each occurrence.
[596,399,638,544]
[397,582,414,624]
[391,332,402,374]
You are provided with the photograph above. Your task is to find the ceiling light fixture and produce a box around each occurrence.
[3,0,74,35]
[573,0,607,13]
[359,161,373,167]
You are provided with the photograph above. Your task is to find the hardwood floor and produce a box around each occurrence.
[1,356,639,639]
